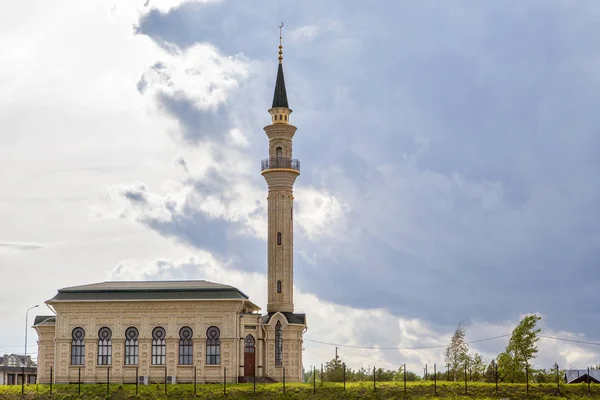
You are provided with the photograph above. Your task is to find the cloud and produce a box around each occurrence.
[136,43,249,143]
[128,0,600,339]
[0,242,45,252]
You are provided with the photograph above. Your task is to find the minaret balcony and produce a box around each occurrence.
[261,157,300,172]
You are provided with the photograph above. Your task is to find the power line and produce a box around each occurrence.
[540,335,600,346]
[304,334,510,350]
[304,333,600,355]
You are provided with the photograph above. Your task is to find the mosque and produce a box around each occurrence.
[33,33,306,384]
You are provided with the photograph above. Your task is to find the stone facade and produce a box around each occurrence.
[35,298,305,383]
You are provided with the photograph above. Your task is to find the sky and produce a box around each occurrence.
[1,0,600,373]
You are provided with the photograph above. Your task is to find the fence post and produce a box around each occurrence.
[425,363,427,381]
[495,361,498,393]
[313,366,316,394]
[50,366,53,395]
[589,367,591,395]
[164,366,167,396]
[404,363,406,393]
[556,363,560,396]
[224,366,227,396]
[78,367,81,395]
[343,363,346,391]
[321,363,323,387]
[373,366,376,391]
[526,363,529,395]
[464,362,467,395]
[107,367,110,396]
[434,364,437,395]
[194,365,197,397]
[21,366,25,395]
[136,366,139,396]
[283,366,286,394]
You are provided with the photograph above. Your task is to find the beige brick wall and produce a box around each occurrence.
[36,300,305,383]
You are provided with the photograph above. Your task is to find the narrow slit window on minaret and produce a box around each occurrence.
[284,115,287,121]
[277,232,282,245]
[277,280,281,293]
[279,114,282,120]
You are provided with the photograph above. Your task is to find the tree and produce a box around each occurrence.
[470,353,486,381]
[323,357,344,382]
[483,360,497,383]
[445,322,469,381]
[497,315,542,383]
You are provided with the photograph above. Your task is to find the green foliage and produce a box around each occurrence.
[323,357,344,382]
[498,314,542,383]
[483,360,497,383]
[2,381,600,399]
[469,353,486,382]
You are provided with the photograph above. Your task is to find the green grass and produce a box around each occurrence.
[1,381,599,399]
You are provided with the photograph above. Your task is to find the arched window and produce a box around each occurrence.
[97,327,112,365]
[277,280,282,293]
[275,321,283,366]
[277,232,282,245]
[244,335,255,352]
[124,327,139,365]
[151,327,166,365]
[179,326,193,365]
[71,327,85,365]
[276,146,283,160]
[206,326,220,365]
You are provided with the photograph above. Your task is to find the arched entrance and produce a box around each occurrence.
[244,334,255,376]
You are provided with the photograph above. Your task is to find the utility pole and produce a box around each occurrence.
[335,347,338,361]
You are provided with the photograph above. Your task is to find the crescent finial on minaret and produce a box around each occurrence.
[278,22,284,64]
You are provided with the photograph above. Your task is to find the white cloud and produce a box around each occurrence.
[139,43,249,112]
[289,25,320,42]
[295,187,348,240]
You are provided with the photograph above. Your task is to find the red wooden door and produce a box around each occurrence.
[244,335,255,376]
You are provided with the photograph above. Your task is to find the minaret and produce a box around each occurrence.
[262,27,299,313]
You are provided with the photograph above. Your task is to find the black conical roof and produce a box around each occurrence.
[271,63,289,108]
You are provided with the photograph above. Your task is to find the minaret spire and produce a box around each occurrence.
[272,22,289,109]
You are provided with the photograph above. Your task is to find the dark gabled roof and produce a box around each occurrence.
[262,312,306,325]
[271,63,289,109]
[565,369,600,383]
[33,315,56,326]
[47,280,250,302]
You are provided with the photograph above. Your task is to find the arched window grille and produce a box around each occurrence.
[206,326,221,365]
[244,335,255,353]
[277,280,282,293]
[97,327,112,365]
[124,327,139,365]
[179,326,193,365]
[71,327,85,365]
[275,321,283,366]
[277,232,282,245]
[151,327,166,365]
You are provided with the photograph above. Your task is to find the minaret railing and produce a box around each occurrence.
[261,157,300,172]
